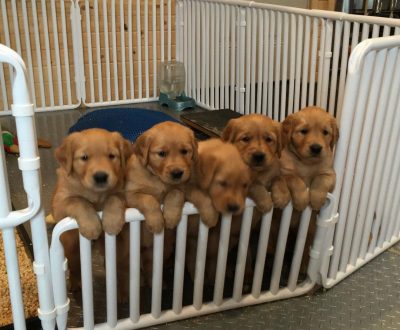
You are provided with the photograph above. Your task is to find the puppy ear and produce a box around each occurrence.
[330,118,339,149]
[191,134,199,162]
[134,131,153,166]
[195,151,219,190]
[281,113,297,148]
[221,118,240,142]
[112,132,133,169]
[274,121,283,158]
[55,133,76,175]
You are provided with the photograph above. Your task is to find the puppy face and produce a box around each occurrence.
[197,139,251,215]
[135,121,198,185]
[282,107,339,163]
[55,128,132,192]
[222,114,282,171]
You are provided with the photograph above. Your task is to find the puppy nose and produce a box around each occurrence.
[171,169,184,180]
[93,171,108,185]
[227,203,240,213]
[252,152,265,163]
[310,144,322,155]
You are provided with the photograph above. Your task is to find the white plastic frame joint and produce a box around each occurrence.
[56,298,70,316]
[37,307,57,321]
[18,157,41,171]
[317,212,339,228]
[11,104,34,117]
[33,261,46,275]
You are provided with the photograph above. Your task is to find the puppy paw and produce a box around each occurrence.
[79,219,102,240]
[292,191,310,211]
[103,217,125,236]
[256,197,273,214]
[272,190,291,209]
[163,206,182,229]
[200,209,219,228]
[145,214,165,234]
[310,189,328,210]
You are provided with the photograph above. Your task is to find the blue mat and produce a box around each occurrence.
[69,108,180,142]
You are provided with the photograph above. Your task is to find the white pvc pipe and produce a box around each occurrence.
[105,233,118,327]
[85,0,95,103]
[220,5,225,109]
[308,17,318,106]
[128,0,134,99]
[120,0,127,100]
[244,8,251,115]
[261,10,269,115]
[151,231,164,318]
[80,234,95,329]
[160,0,165,62]
[136,0,142,98]
[129,221,141,323]
[193,220,209,310]
[301,16,310,109]
[256,10,264,114]
[167,0,172,60]
[215,4,220,108]
[230,6,236,110]
[279,12,288,120]
[103,0,111,101]
[196,1,202,103]
[201,1,206,105]
[287,13,296,116]
[41,0,54,106]
[61,0,72,105]
[294,14,304,113]
[50,0,63,106]
[273,11,282,120]
[111,0,119,100]
[152,0,157,97]
[328,20,343,115]
[316,19,326,107]
[267,11,275,117]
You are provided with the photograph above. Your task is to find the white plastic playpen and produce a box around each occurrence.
[1,0,400,329]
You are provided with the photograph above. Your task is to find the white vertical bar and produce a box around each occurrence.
[320,20,333,111]
[111,0,119,100]
[144,0,150,98]
[249,9,257,114]
[50,0,63,106]
[167,0,172,60]
[2,229,26,330]
[244,8,251,115]
[238,8,246,113]
[351,22,360,55]
[210,3,215,106]
[256,10,264,114]
[213,214,232,306]
[173,216,188,314]
[261,10,269,115]
[200,2,206,105]
[160,0,164,62]
[80,235,94,330]
[316,19,325,107]
[136,0,143,98]
[351,49,400,263]
[31,0,46,107]
[372,24,379,38]
[300,16,310,109]
[251,211,273,298]
[128,0,134,99]
[294,15,304,113]
[270,204,293,294]
[328,20,343,115]
[0,65,7,110]
[105,233,117,327]
[85,0,95,103]
[193,220,209,310]
[41,0,55,106]
[151,231,164,318]
[120,0,127,100]
[186,0,192,97]
[11,1,21,54]
[336,21,350,121]
[220,5,225,109]
[230,6,236,110]
[183,1,188,93]
[93,0,103,102]
[152,0,157,97]
[129,221,141,323]
[196,1,201,102]
[1,0,13,85]
[308,17,318,106]
[339,50,386,272]
[273,11,282,120]
[287,208,312,291]
[280,12,289,120]
[287,13,296,115]
[103,0,111,101]
[361,22,369,41]
[215,4,220,108]
[268,11,275,117]
[224,6,229,108]
[21,0,36,106]
[233,207,254,302]
[190,1,196,100]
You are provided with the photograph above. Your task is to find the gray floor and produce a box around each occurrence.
[2,105,400,329]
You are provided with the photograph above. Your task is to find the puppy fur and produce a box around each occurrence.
[280,107,339,211]
[124,121,197,288]
[52,128,132,292]
[222,114,290,213]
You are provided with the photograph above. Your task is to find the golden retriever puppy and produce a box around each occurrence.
[185,139,251,283]
[52,128,132,291]
[280,106,339,211]
[222,114,290,212]
[124,121,197,288]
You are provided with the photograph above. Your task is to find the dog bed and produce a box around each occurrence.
[69,108,179,142]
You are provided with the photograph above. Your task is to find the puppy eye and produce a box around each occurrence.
[109,153,116,160]
[81,155,88,161]
[158,151,167,158]
[219,181,228,188]
[241,136,250,143]
[323,129,329,136]
[300,128,308,135]
[265,136,273,143]
[180,149,188,155]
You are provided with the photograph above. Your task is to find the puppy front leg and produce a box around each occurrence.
[271,176,291,209]
[186,187,219,228]
[285,175,309,211]
[248,181,273,214]
[103,193,126,235]
[62,197,102,240]
[163,189,185,229]
[310,173,336,210]
[126,192,164,233]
